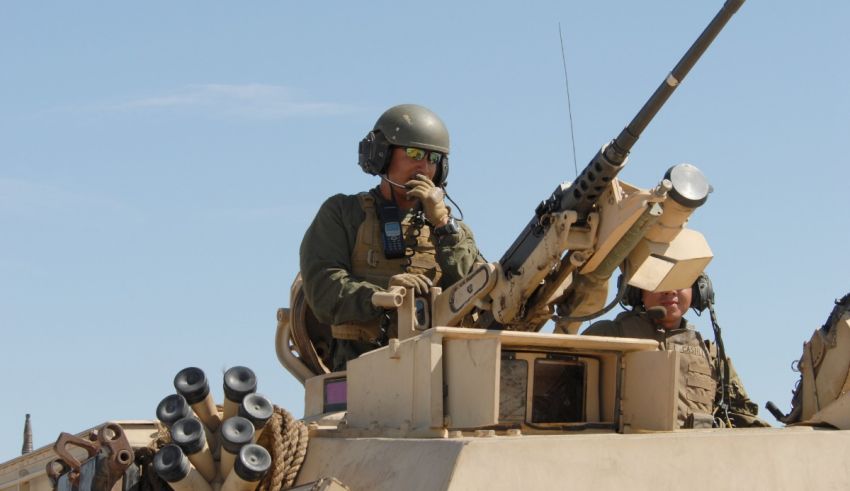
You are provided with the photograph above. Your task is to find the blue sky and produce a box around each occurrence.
[2,1,849,461]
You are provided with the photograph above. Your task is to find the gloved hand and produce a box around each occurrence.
[388,273,433,295]
[406,174,449,226]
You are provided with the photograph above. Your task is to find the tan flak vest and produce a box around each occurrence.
[331,192,442,342]
[665,331,718,428]
[589,313,719,428]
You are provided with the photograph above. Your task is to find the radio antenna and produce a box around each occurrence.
[558,22,579,179]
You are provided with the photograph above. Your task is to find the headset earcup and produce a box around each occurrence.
[358,132,377,175]
[374,137,391,174]
[437,155,449,187]
[691,282,702,312]
[691,273,715,313]
[358,131,392,176]
[623,284,643,310]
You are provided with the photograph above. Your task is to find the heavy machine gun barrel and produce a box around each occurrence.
[500,0,745,275]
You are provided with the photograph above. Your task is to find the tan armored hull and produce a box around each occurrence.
[295,428,850,490]
[5,423,850,491]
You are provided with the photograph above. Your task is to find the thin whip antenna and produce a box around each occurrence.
[558,22,579,178]
[559,21,584,330]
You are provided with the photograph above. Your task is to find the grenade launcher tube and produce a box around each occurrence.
[499,0,745,275]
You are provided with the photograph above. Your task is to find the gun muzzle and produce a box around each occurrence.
[174,367,222,432]
[170,417,216,482]
[221,444,271,491]
[223,366,257,421]
[154,444,213,491]
[219,417,255,479]
[157,394,192,428]
[238,393,273,443]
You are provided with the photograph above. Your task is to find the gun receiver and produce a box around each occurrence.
[500,0,744,275]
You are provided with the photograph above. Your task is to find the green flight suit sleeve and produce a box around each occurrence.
[433,220,482,288]
[299,194,385,326]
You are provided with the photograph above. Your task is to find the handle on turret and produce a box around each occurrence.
[372,286,406,308]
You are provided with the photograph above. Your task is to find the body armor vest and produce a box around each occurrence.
[603,313,719,427]
[331,192,442,341]
[662,330,718,427]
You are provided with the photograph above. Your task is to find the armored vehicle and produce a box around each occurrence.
[3,0,850,490]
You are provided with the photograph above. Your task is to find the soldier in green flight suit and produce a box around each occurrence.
[300,104,481,371]
[583,275,769,428]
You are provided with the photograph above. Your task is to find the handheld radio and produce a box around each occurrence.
[377,203,406,259]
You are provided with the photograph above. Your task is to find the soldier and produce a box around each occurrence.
[300,104,481,371]
[583,275,769,428]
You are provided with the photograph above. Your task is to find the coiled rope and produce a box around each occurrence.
[256,406,309,491]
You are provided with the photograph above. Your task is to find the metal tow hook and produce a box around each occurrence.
[47,422,136,491]
[49,431,101,491]
[94,423,136,491]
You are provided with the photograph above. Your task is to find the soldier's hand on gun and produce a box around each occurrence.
[388,273,433,295]
[405,174,449,226]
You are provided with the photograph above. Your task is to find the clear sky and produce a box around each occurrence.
[2,1,848,461]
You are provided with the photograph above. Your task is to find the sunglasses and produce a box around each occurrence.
[404,147,443,165]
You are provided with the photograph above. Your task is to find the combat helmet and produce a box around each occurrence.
[358,104,450,186]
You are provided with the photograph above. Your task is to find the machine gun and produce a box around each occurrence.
[419,0,745,335]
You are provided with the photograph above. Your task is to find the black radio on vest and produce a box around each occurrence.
[377,203,406,259]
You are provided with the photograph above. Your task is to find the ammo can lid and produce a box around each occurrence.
[221,416,255,453]
[238,393,273,428]
[170,417,206,455]
[173,367,210,404]
[156,394,191,427]
[153,444,190,483]
[234,444,271,482]
[223,366,257,402]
